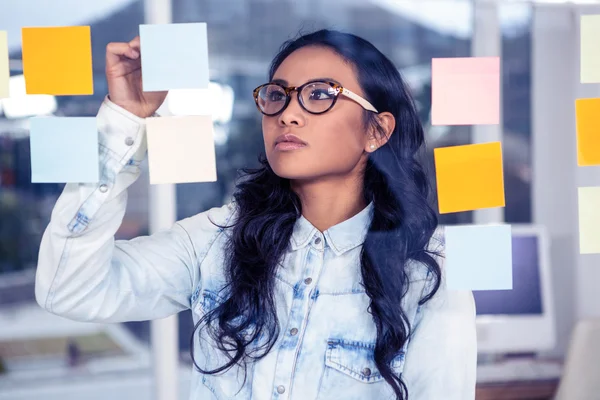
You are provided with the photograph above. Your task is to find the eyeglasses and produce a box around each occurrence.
[252,80,379,116]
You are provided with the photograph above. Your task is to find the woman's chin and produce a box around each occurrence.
[272,169,308,180]
[270,164,315,181]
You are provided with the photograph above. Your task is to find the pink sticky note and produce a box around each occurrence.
[431,57,500,126]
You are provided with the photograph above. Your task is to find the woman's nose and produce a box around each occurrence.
[279,94,305,126]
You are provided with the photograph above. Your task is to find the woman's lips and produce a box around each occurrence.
[275,142,307,151]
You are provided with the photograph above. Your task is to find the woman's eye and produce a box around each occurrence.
[268,91,285,101]
[309,89,333,100]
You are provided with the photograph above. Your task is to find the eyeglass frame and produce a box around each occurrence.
[252,79,379,116]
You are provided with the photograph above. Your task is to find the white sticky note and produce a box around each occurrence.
[581,15,600,83]
[140,23,209,91]
[445,224,513,291]
[578,186,600,254]
[146,115,217,184]
[30,117,99,183]
[0,31,9,98]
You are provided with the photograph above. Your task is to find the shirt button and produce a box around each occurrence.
[124,137,134,146]
[304,277,312,285]
[277,385,285,394]
[290,328,298,336]
[363,367,372,377]
[99,184,108,193]
[314,237,322,245]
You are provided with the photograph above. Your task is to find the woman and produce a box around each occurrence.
[35,29,476,399]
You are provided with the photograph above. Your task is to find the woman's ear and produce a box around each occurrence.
[365,112,396,153]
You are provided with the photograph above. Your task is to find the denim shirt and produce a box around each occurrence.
[35,97,477,400]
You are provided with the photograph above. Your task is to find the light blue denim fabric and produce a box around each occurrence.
[35,97,477,400]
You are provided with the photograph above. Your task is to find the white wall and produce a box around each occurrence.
[532,3,600,358]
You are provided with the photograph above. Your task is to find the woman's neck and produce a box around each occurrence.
[291,177,367,233]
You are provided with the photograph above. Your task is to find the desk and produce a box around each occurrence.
[476,379,559,400]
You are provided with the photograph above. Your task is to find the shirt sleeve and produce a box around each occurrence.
[402,249,478,399]
[35,96,228,323]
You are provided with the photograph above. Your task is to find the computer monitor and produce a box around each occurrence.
[474,224,556,354]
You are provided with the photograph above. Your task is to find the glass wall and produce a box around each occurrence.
[0,0,542,395]
[0,0,479,369]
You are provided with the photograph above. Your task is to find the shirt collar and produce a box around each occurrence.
[290,202,374,256]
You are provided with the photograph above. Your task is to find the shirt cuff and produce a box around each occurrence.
[97,95,149,165]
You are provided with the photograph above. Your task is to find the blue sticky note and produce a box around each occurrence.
[140,23,209,91]
[30,117,99,183]
[445,224,513,291]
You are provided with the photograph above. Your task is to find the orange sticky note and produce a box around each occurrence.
[434,142,505,214]
[575,98,600,166]
[431,57,500,126]
[22,26,93,95]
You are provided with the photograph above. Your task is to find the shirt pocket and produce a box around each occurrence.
[317,338,405,399]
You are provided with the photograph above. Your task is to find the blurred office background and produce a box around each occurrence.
[0,0,599,399]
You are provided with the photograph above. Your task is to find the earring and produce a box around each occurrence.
[370,144,376,150]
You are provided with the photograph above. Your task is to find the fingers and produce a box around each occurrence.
[106,41,140,65]
[128,36,140,51]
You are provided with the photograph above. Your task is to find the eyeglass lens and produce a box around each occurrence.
[256,82,337,115]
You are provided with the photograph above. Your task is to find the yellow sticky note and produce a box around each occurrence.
[0,31,9,98]
[146,116,217,184]
[22,26,93,95]
[581,15,600,83]
[578,187,600,254]
[434,142,505,214]
[576,98,600,166]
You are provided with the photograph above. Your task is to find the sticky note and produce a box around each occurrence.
[0,31,9,98]
[140,23,209,91]
[445,224,513,291]
[434,142,505,214]
[146,115,217,184]
[578,187,600,254]
[581,15,600,83]
[431,57,500,125]
[22,26,93,95]
[575,98,600,166]
[30,117,99,183]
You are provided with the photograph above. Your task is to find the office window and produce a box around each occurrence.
[500,2,533,223]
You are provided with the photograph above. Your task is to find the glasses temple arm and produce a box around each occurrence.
[340,88,378,113]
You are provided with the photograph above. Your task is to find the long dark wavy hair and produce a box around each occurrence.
[190,29,442,399]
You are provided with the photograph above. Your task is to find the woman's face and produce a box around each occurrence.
[263,46,374,182]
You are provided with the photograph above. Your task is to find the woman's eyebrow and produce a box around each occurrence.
[316,77,342,85]
[270,77,343,86]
